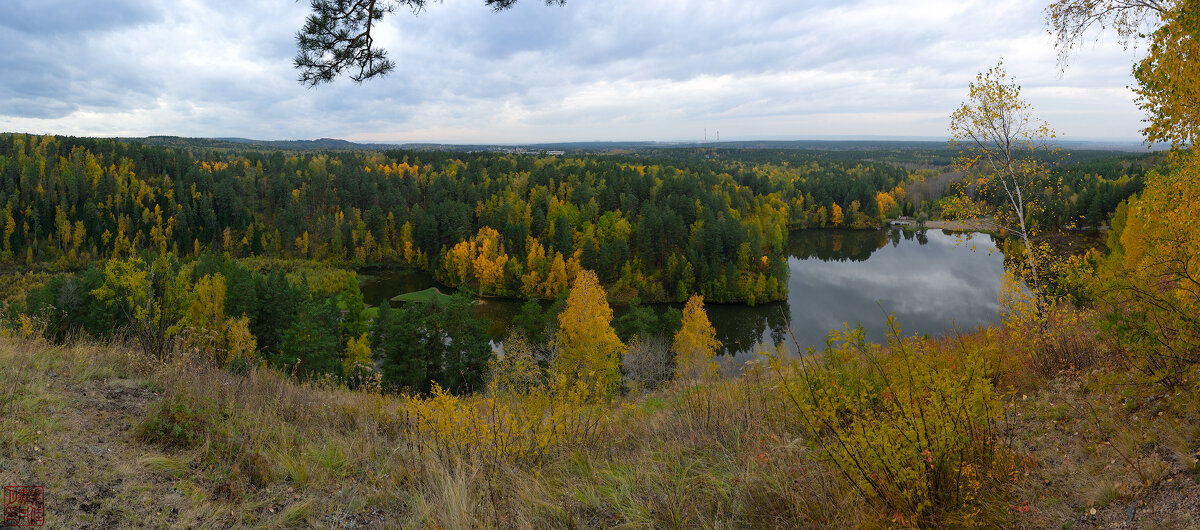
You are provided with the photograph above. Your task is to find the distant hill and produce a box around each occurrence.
[111,135,1156,157]
[120,135,404,151]
[212,137,383,150]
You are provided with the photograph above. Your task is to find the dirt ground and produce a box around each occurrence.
[0,351,384,529]
[0,373,182,527]
[1007,374,1200,530]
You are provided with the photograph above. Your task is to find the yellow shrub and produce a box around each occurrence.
[770,317,1011,525]
[401,375,609,465]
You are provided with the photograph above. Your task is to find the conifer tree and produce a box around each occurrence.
[279,296,342,378]
[373,299,431,392]
[428,290,494,394]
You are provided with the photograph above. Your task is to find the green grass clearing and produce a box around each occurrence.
[390,287,455,304]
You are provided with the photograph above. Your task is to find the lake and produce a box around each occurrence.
[359,228,1006,357]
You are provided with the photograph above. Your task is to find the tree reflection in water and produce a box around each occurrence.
[361,228,1007,360]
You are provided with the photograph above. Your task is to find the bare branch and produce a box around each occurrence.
[1045,0,1173,69]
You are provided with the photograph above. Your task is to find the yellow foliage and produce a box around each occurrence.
[470,227,509,294]
[520,269,542,298]
[187,273,226,331]
[950,61,1057,313]
[1133,3,1200,148]
[169,273,261,368]
[224,315,258,366]
[183,273,227,363]
[519,237,548,297]
[288,267,356,297]
[769,319,1007,525]
[1099,152,1200,386]
[1120,157,1200,285]
[673,294,721,381]
[445,240,474,285]
[490,334,543,395]
[294,231,310,257]
[555,270,625,397]
[399,221,417,263]
[543,252,570,298]
[340,333,372,378]
[565,250,584,286]
[998,269,1040,331]
[874,191,898,219]
[91,256,150,322]
[440,227,512,294]
[17,314,37,339]
[402,375,607,465]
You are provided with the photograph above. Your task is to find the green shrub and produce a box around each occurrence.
[770,317,1012,526]
[138,396,210,449]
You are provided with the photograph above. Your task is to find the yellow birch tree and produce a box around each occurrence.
[1132,1,1199,148]
[672,294,721,381]
[949,61,1057,315]
[554,270,625,397]
[184,273,227,363]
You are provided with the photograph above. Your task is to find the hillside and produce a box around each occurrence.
[3,309,1198,527]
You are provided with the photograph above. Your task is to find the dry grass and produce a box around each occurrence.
[987,304,1200,528]
[2,304,1198,527]
[0,332,867,527]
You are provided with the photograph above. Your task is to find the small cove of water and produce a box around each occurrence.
[360,228,1006,356]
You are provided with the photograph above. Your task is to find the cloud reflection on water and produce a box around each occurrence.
[707,228,1004,358]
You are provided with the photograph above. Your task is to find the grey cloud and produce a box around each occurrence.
[0,53,75,118]
[0,32,163,119]
[0,0,163,35]
[0,0,1150,141]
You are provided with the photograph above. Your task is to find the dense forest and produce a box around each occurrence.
[0,134,1151,304]
[0,134,913,395]
[0,134,936,305]
[0,132,1154,398]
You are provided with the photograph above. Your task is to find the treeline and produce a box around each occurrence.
[16,250,724,398]
[634,145,961,169]
[1043,154,1155,227]
[602,149,913,229]
[0,134,923,305]
[1,133,1146,307]
[944,152,1155,231]
[20,253,494,394]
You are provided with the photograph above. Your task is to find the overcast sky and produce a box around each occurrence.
[0,0,1152,144]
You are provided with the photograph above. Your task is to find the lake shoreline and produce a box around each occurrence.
[909,218,1000,234]
[362,229,1012,357]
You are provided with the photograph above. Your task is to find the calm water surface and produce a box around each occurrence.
[360,229,1006,356]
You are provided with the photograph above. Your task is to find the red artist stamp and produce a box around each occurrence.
[3,486,44,527]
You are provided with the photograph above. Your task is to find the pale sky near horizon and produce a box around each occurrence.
[0,0,1155,144]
